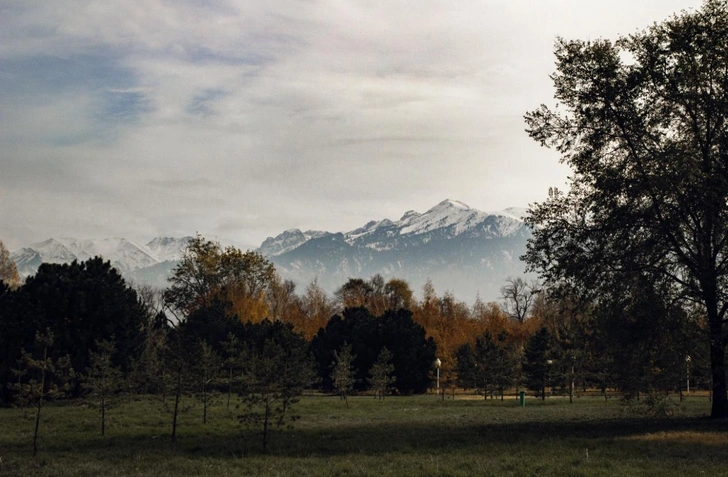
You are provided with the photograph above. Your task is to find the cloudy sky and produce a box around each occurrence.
[0,0,703,250]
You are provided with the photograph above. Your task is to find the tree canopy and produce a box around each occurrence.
[523,0,728,417]
[164,234,276,321]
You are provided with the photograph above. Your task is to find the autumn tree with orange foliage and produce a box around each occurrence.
[335,274,414,317]
[0,240,21,290]
[164,235,276,323]
[294,279,338,340]
[410,281,486,383]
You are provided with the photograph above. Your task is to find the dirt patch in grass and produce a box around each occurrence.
[623,430,728,446]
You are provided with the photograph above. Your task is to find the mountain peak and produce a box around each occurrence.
[427,199,471,213]
[400,210,420,221]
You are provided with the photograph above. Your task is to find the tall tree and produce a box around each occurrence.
[368,347,396,399]
[10,258,145,384]
[195,341,222,424]
[500,277,539,323]
[522,327,554,400]
[165,235,276,321]
[238,326,315,453]
[523,0,728,417]
[330,343,356,407]
[0,240,21,289]
[10,330,74,455]
[474,331,518,400]
[297,278,337,340]
[82,339,124,436]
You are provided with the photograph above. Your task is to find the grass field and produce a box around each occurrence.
[1,393,727,476]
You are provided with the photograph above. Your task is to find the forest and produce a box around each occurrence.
[0,232,711,455]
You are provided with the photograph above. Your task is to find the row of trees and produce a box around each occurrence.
[1,234,712,407]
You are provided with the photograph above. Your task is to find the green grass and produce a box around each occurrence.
[1,394,726,476]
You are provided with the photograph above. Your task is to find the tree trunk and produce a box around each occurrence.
[33,345,48,457]
[171,371,181,443]
[708,314,728,417]
[101,393,106,437]
[227,367,233,411]
[262,399,270,453]
[203,383,207,424]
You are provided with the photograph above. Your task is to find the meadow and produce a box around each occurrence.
[1,393,727,476]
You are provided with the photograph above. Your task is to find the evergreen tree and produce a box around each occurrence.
[454,344,477,391]
[237,321,316,453]
[81,339,124,436]
[331,343,356,407]
[522,327,554,400]
[221,332,242,411]
[10,330,74,456]
[368,347,396,400]
[195,341,222,424]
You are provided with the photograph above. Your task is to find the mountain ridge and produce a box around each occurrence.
[9,200,532,302]
[258,199,532,302]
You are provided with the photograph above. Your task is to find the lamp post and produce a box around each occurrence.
[544,359,553,401]
[686,355,691,394]
[435,358,442,394]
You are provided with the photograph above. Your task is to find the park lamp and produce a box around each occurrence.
[435,358,442,390]
[686,355,692,393]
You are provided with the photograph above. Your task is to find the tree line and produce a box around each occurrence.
[0,230,716,451]
[0,235,711,410]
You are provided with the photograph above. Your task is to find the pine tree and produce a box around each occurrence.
[368,347,396,400]
[81,339,124,436]
[331,343,356,407]
[196,341,221,424]
[238,332,316,453]
[221,332,242,411]
[522,327,553,400]
[10,329,74,455]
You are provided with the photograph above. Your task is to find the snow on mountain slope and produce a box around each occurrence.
[8,200,530,302]
[10,236,193,278]
[261,200,532,302]
[146,237,193,262]
[51,237,159,272]
[258,229,329,257]
[259,199,528,256]
[399,199,475,235]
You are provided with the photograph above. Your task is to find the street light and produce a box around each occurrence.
[686,355,692,394]
[435,358,442,392]
[544,359,553,401]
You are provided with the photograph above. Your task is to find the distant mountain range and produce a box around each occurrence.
[10,200,532,302]
[10,236,193,289]
[259,199,531,302]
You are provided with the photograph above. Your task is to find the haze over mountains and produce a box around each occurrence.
[10,200,532,302]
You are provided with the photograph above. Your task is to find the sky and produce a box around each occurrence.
[0,0,704,251]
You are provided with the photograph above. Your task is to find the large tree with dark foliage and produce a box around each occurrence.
[0,258,145,402]
[312,307,436,394]
[524,0,728,417]
[522,327,555,400]
[21,258,145,373]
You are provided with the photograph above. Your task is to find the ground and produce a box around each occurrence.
[1,393,726,476]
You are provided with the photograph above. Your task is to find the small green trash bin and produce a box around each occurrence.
[519,391,526,407]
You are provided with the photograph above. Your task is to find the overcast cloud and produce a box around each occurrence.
[0,0,703,250]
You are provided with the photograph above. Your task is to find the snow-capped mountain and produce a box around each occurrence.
[258,230,330,257]
[258,199,532,302]
[145,237,193,262]
[11,237,192,285]
[8,200,532,302]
